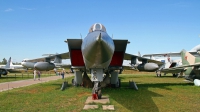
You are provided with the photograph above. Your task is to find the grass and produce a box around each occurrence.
[0,71,200,112]
[0,71,56,83]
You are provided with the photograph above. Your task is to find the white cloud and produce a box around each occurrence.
[5,8,13,12]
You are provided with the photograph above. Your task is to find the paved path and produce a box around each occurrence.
[0,74,73,92]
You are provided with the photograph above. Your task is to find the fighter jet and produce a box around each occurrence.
[65,23,164,99]
[157,49,200,81]
[22,23,162,99]
[0,57,24,77]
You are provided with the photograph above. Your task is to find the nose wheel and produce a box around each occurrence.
[92,81,102,100]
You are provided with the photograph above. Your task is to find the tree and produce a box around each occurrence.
[2,58,7,64]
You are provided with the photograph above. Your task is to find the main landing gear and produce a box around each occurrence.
[71,69,121,100]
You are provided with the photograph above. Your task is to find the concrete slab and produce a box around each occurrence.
[83,105,98,110]
[85,96,110,104]
[102,105,115,110]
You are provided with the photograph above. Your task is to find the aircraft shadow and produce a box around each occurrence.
[102,82,193,112]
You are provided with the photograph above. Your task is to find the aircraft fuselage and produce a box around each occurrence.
[81,26,114,69]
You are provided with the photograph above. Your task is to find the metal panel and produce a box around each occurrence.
[71,50,85,66]
[66,39,85,67]
[110,40,128,67]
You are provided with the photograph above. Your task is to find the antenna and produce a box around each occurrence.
[80,33,82,39]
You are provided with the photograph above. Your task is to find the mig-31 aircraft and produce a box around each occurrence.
[23,23,164,99]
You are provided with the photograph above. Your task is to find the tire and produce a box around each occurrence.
[97,90,102,99]
[118,79,121,88]
[173,74,177,77]
[72,79,74,84]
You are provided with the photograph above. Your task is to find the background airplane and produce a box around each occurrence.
[156,49,200,81]
[21,53,70,71]
[0,57,25,77]
[0,57,23,69]
[141,44,200,77]
[123,52,163,72]
[123,52,179,77]
[142,44,200,58]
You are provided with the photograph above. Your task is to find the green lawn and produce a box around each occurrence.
[0,72,56,83]
[0,73,200,112]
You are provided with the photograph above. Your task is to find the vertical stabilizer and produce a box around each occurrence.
[138,52,141,57]
[54,56,62,63]
[5,57,12,68]
[181,49,200,65]
[181,49,194,65]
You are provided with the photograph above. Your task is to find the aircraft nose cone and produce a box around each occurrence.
[21,62,25,66]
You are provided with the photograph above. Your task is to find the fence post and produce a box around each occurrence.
[15,74,16,80]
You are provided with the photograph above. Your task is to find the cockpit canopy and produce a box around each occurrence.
[89,23,106,33]
[22,59,29,62]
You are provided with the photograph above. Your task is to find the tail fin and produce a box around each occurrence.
[5,57,12,68]
[138,51,141,57]
[180,49,200,65]
[54,56,62,63]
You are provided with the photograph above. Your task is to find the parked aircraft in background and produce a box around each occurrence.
[156,49,200,81]
[21,53,70,71]
[124,52,180,77]
[142,44,200,58]
[124,52,163,72]
[141,45,200,77]
[0,57,24,77]
[0,57,23,69]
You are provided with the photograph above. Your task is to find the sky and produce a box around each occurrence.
[0,0,200,63]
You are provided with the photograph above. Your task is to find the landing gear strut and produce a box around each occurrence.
[156,71,161,77]
[92,81,102,100]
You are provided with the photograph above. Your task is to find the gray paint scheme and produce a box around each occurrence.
[82,31,114,69]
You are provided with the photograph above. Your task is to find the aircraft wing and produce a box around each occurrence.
[26,52,70,62]
[176,63,200,68]
[124,53,163,66]
[161,67,184,74]
[142,51,198,57]
[161,63,200,74]
[55,63,71,68]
